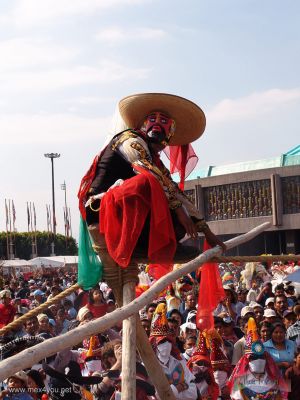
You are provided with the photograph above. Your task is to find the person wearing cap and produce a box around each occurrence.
[29,290,45,310]
[265,297,275,310]
[287,305,300,342]
[0,371,33,400]
[79,93,226,271]
[249,302,264,325]
[0,289,16,329]
[263,309,278,324]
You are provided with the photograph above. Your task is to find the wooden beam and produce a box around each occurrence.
[0,222,271,381]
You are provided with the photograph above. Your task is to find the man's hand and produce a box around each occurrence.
[203,228,227,253]
[175,381,188,393]
[175,206,198,239]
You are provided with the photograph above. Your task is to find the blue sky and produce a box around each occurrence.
[0,0,299,243]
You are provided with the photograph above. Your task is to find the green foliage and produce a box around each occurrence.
[0,231,78,260]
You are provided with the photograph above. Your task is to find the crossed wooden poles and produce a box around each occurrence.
[0,222,286,399]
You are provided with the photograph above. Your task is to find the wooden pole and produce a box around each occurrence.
[121,280,137,399]
[0,222,271,382]
[211,254,300,263]
[136,320,176,400]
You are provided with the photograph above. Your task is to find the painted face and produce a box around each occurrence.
[157,341,172,365]
[249,358,266,374]
[141,112,175,144]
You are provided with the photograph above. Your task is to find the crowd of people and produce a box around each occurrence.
[0,260,299,400]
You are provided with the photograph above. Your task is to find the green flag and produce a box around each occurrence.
[78,216,103,290]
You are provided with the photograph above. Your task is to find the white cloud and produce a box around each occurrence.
[0,113,112,144]
[9,0,149,27]
[0,38,78,71]
[207,88,300,123]
[0,61,150,93]
[95,27,167,44]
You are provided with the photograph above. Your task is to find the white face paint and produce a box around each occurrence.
[249,359,266,374]
[157,341,172,365]
[196,380,209,396]
[213,370,228,389]
[185,347,195,357]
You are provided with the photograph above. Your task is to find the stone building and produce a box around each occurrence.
[184,145,300,256]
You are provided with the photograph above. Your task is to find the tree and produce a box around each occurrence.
[0,232,78,259]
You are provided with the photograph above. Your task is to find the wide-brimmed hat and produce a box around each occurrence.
[118,93,206,145]
[42,361,102,386]
[5,370,28,385]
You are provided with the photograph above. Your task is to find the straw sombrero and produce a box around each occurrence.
[119,93,206,145]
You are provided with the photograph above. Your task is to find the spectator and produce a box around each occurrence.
[0,290,16,329]
[259,321,272,342]
[86,286,108,319]
[26,369,46,400]
[256,281,274,306]
[236,289,248,317]
[145,303,157,321]
[246,280,258,303]
[16,282,30,300]
[274,294,288,319]
[63,299,77,320]
[263,309,278,324]
[0,371,33,400]
[265,297,275,310]
[285,351,300,400]
[140,317,151,337]
[287,305,300,342]
[24,317,39,337]
[181,293,197,323]
[283,310,297,330]
[214,285,237,321]
[264,322,297,375]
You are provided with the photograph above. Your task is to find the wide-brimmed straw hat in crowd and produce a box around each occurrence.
[118,92,206,145]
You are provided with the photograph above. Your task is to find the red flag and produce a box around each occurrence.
[196,241,225,331]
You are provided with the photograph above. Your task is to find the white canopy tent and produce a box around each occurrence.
[28,256,78,268]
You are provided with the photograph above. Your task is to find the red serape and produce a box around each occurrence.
[227,352,288,394]
[99,165,176,267]
[196,240,225,331]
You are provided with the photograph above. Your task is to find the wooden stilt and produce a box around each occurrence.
[136,320,176,400]
[121,280,136,400]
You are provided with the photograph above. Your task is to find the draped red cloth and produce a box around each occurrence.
[147,264,173,280]
[164,144,198,190]
[99,166,176,267]
[196,240,225,331]
[77,154,100,220]
[227,352,288,394]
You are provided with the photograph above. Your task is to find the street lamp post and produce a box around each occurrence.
[61,181,68,240]
[44,153,60,255]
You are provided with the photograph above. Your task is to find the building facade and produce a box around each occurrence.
[184,154,300,256]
